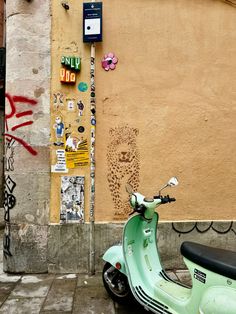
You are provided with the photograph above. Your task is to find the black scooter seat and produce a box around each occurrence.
[181,241,236,280]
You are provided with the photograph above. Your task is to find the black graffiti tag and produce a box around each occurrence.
[5,139,15,171]
[3,175,17,258]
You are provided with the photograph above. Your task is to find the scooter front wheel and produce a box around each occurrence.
[102,262,133,304]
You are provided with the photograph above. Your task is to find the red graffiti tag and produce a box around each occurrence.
[4,93,38,156]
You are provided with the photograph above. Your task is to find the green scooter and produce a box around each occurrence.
[102,178,236,314]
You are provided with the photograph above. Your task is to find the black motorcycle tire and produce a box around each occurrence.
[102,262,134,304]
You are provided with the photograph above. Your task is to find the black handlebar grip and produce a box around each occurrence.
[161,196,176,204]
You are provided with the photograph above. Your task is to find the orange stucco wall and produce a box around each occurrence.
[51,0,236,223]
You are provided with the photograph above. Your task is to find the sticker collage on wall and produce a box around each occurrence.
[51,54,90,224]
[60,176,85,223]
[51,48,119,223]
[51,95,89,173]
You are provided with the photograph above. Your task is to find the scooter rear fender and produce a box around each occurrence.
[103,245,127,276]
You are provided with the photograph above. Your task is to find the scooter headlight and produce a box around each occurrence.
[130,194,136,207]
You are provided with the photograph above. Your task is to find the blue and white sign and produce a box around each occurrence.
[83,2,103,42]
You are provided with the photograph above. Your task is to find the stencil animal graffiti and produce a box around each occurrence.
[4,93,38,156]
[107,125,140,219]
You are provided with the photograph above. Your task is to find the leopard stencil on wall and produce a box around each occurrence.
[107,125,140,219]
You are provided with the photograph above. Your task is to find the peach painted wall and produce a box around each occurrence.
[95,0,236,222]
[51,0,236,223]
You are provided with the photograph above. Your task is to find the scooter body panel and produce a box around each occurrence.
[122,213,236,314]
[185,258,236,314]
[199,286,236,314]
[123,213,188,314]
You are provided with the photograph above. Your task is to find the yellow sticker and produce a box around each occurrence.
[66,139,89,168]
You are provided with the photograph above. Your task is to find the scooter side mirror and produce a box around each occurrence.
[159,177,179,195]
[167,177,179,187]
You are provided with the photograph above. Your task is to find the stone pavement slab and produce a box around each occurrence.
[0,297,45,314]
[0,282,17,305]
[73,285,115,314]
[0,273,54,314]
[73,273,115,314]
[11,274,54,298]
[42,274,77,312]
[74,273,148,314]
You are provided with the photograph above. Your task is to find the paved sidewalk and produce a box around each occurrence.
[0,267,191,314]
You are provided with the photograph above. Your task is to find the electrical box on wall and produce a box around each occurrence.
[83,2,103,43]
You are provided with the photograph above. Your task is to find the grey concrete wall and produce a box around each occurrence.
[48,221,236,273]
[48,224,90,274]
[3,0,51,272]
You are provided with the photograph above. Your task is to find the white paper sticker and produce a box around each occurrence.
[67,100,75,111]
[85,18,100,35]
[51,149,68,173]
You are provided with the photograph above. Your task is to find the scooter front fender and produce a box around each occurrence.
[103,245,127,276]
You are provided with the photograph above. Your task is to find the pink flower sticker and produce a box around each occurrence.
[102,52,118,71]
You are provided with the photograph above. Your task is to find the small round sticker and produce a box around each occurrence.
[78,126,85,133]
[78,82,88,92]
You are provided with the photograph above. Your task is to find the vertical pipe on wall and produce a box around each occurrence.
[89,42,96,275]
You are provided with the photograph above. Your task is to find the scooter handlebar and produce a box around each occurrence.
[160,195,176,204]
